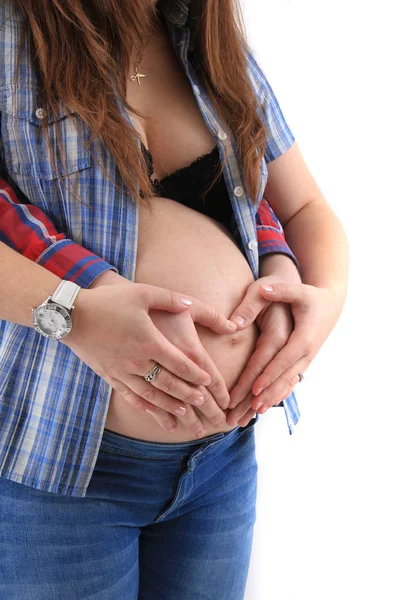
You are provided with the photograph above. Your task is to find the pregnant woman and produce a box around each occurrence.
[0,0,349,598]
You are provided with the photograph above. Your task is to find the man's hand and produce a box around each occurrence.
[225,253,302,427]
[225,276,296,426]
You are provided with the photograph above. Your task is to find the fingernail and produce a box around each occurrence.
[261,285,274,292]
[233,316,245,326]
[175,406,187,415]
[254,401,263,410]
[202,376,212,386]
[181,297,193,306]
[227,320,237,330]
[194,396,204,406]
[254,387,264,396]
[145,408,156,415]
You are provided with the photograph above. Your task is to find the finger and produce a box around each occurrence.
[119,372,193,418]
[147,406,179,432]
[228,337,277,409]
[237,408,257,428]
[259,282,307,304]
[150,331,213,386]
[175,404,208,439]
[103,375,156,412]
[251,329,308,396]
[229,289,270,330]
[252,361,308,411]
[225,390,254,427]
[187,298,238,334]
[191,383,228,429]
[146,363,208,407]
[200,365,230,411]
[139,285,195,314]
[102,372,180,433]
[187,341,231,410]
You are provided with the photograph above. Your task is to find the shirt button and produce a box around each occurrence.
[234,186,244,197]
[217,130,227,141]
[248,239,258,251]
[193,85,201,96]
[35,107,47,119]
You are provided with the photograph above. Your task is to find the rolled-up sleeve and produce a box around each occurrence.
[0,177,118,288]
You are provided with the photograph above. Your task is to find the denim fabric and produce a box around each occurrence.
[0,413,259,600]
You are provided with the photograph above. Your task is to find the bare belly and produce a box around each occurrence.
[104,196,259,441]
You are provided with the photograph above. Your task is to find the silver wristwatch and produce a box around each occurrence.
[32,280,82,340]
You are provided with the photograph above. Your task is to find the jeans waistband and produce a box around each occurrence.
[101,413,259,461]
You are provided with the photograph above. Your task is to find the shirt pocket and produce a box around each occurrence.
[0,84,91,181]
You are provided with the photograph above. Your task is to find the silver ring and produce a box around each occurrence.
[144,363,162,382]
[298,372,305,382]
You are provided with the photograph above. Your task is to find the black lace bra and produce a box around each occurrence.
[141,142,237,238]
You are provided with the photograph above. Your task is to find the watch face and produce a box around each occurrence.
[33,304,72,339]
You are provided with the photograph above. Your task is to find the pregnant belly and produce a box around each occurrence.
[104,196,259,442]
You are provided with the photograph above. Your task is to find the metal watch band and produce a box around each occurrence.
[51,280,81,310]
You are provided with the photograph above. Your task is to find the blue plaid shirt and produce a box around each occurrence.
[0,0,300,497]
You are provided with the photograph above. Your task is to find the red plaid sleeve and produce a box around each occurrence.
[256,194,300,273]
[0,177,118,288]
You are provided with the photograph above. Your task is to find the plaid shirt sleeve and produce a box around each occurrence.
[0,176,119,288]
[256,193,301,273]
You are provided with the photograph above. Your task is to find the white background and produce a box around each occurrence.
[241,1,400,599]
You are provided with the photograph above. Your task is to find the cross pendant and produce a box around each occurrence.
[130,63,147,86]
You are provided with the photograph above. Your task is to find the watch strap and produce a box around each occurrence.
[51,280,81,310]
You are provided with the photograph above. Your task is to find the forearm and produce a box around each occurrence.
[0,241,62,327]
[284,200,349,298]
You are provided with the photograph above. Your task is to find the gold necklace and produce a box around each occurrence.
[130,28,155,86]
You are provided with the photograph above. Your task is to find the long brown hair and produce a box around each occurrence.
[11,0,268,207]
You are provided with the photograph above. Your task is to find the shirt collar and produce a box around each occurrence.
[157,0,193,27]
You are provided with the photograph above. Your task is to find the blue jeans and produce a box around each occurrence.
[0,413,259,600]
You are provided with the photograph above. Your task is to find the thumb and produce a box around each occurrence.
[259,282,304,304]
[142,285,194,313]
[229,288,271,329]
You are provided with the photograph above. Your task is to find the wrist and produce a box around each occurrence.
[88,269,128,289]
[259,252,302,283]
[59,287,90,348]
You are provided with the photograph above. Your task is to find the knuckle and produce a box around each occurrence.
[184,346,202,363]
[283,375,295,389]
[185,390,201,404]
[168,289,178,308]
[251,363,265,378]
[160,377,175,394]
[243,302,258,318]
[212,414,226,427]
[210,374,223,390]
[126,356,145,372]
[279,360,290,373]
[141,387,156,402]
[138,285,151,305]
[175,361,190,379]
[115,385,131,397]
[273,333,289,349]
[130,400,145,410]
[144,340,161,357]
[209,307,221,327]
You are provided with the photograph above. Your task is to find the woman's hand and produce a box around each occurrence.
[61,277,237,430]
[144,309,229,436]
[226,280,346,426]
